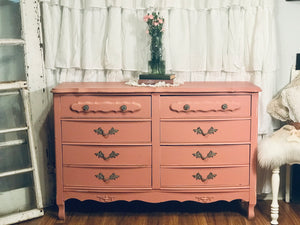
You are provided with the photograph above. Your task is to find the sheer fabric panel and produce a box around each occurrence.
[41,0,277,135]
[41,0,277,195]
[41,0,276,73]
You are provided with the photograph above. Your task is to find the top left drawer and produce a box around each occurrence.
[59,95,151,118]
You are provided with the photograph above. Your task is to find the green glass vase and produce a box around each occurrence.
[149,35,165,75]
[148,60,165,75]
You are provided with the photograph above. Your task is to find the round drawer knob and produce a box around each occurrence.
[221,104,228,110]
[82,105,89,111]
[183,104,190,110]
[120,105,127,112]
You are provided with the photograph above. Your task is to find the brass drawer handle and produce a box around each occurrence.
[95,173,119,182]
[221,104,228,110]
[193,172,217,182]
[120,105,127,112]
[183,104,190,110]
[192,150,217,160]
[95,151,120,160]
[94,127,119,137]
[193,127,218,136]
[82,104,89,111]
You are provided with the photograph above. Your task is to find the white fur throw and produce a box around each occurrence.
[258,125,300,169]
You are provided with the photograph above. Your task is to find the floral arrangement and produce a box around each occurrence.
[144,12,165,74]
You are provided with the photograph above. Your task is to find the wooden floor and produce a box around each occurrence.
[16,200,300,225]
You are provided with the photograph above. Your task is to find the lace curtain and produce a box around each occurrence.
[41,0,277,135]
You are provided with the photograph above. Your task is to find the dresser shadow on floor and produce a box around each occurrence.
[64,199,248,216]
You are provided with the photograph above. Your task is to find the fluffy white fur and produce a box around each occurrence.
[258,125,300,169]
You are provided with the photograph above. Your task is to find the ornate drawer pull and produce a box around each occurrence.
[192,172,217,182]
[192,150,217,160]
[221,104,228,110]
[95,151,120,160]
[120,105,127,112]
[193,127,218,136]
[183,104,190,110]
[95,173,119,182]
[82,104,89,111]
[94,127,119,137]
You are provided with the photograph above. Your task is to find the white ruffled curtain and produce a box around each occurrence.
[41,0,277,193]
[42,0,277,135]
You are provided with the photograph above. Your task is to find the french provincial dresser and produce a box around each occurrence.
[52,81,261,220]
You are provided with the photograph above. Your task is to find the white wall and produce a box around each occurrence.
[276,0,300,90]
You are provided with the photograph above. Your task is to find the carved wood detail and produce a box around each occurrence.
[195,196,214,203]
[170,101,241,112]
[71,101,142,113]
[97,195,115,202]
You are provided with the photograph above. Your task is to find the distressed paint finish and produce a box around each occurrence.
[64,167,151,188]
[63,145,151,166]
[21,0,51,208]
[160,120,251,143]
[0,87,44,225]
[160,95,251,118]
[0,1,46,224]
[61,120,151,143]
[160,145,249,166]
[61,95,151,118]
[52,81,261,220]
[160,167,249,187]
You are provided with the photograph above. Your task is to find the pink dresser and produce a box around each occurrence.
[52,82,261,219]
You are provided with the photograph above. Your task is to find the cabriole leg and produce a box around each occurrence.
[248,203,255,219]
[57,202,65,220]
[271,168,280,225]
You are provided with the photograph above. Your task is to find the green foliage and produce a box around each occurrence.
[144,12,165,63]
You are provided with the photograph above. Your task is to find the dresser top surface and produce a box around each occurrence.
[52,81,261,94]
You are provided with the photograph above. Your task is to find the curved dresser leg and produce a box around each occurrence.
[248,203,255,219]
[57,202,65,220]
[271,168,280,225]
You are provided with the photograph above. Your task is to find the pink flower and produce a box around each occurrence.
[146,30,149,34]
[149,14,154,20]
[143,15,149,22]
[153,22,159,26]
[159,19,163,24]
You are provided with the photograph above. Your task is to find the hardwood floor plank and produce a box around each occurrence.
[278,201,300,225]
[192,212,209,225]
[146,212,160,225]
[15,200,300,225]
[64,213,88,225]
[159,212,179,225]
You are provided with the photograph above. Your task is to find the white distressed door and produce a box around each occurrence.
[0,0,44,224]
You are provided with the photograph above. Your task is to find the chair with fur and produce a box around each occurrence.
[258,71,300,225]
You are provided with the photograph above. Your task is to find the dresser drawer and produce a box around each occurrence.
[160,95,251,118]
[161,167,249,188]
[61,121,151,143]
[161,120,250,143]
[60,95,151,118]
[63,167,151,188]
[161,145,249,166]
[63,145,151,166]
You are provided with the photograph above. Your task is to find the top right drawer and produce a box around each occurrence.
[160,95,251,119]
